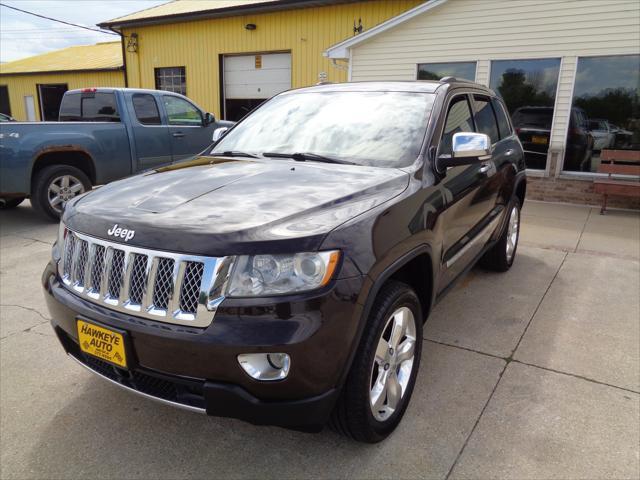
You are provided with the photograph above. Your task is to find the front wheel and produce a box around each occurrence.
[31,165,91,221]
[331,281,422,443]
[480,198,521,272]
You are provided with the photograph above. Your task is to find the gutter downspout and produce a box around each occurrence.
[106,26,128,88]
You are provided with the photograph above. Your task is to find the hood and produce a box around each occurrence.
[65,156,409,255]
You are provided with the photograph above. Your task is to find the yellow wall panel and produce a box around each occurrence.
[0,70,125,121]
[121,0,421,118]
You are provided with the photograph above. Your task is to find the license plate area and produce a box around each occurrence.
[77,319,128,369]
[532,135,548,145]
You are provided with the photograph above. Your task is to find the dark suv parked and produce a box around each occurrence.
[43,79,526,443]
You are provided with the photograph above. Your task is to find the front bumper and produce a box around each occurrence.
[43,261,364,431]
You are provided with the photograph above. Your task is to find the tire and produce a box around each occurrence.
[31,165,91,221]
[331,281,423,443]
[0,197,25,209]
[480,197,521,272]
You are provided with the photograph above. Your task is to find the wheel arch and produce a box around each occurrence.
[338,245,435,388]
[31,148,96,189]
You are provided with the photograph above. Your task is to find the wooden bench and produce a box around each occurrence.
[593,149,640,214]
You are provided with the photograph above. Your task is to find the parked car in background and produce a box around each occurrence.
[0,112,15,122]
[0,88,233,218]
[588,118,615,151]
[564,107,594,172]
[43,79,526,442]
[609,123,634,149]
[511,106,553,170]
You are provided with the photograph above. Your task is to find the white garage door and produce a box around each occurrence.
[223,53,291,100]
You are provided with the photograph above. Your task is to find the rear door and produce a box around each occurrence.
[436,93,500,291]
[162,95,212,162]
[130,93,173,170]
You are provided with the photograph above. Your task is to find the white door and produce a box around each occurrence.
[24,95,36,121]
[223,52,291,120]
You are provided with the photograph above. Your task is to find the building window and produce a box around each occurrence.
[155,67,186,96]
[563,55,640,173]
[418,62,476,81]
[490,58,561,170]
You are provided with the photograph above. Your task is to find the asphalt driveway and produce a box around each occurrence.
[1,200,638,479]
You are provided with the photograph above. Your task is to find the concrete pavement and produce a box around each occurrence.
[1,200,639,479]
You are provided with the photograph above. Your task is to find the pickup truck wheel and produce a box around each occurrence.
[331,281,422,443]
[0,197,25,209]
[480,198,521,272]
[32,165,91,221]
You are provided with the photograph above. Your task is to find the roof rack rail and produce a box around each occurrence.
[439,76,475,83]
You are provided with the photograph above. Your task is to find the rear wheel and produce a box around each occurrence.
[0,197,25,209]
[32,165,91,221]
[331,281,422,443]
[480,198,521,272]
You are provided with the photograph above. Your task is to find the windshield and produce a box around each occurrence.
[211,91,435,167]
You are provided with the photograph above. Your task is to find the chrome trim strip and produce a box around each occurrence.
[59,228,232,328]
[68,354,206,415]
[446,212,503,268]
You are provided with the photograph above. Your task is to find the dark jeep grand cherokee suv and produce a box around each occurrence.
[43,79,525,443]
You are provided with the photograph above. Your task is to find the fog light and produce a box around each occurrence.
[238,353,290,381]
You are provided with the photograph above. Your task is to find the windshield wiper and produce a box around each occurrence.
[262,152,356,165]
[211,150,259,158]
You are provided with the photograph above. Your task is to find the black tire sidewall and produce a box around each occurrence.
[32,165,91,221]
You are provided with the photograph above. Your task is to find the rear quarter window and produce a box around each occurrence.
[491,98,512,139]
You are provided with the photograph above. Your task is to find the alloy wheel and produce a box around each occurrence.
[48,175,85,213]
[505,205,520,262]
[369,306,417,422]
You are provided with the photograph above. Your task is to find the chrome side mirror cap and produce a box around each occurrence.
[212,127,229,142]
[452,132,492,161]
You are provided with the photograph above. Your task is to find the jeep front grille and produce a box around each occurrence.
[59,228,233,328]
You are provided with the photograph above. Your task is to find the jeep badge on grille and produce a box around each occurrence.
[107,224,135,242]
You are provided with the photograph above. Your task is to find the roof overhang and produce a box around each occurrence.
[100,0,357,29]
[0,67,124,77]
[324,0,448,59]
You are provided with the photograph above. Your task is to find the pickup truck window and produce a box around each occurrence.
[133,94,161,125]
[211,91,435,168]
[59,92,120,122]
[440,95,475,156]
[473,95,500,144]
[163,96,202,126]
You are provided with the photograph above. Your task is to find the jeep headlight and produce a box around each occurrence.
[227,251,340,297]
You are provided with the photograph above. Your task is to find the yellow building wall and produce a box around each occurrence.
[0,70,125,121]
[122,0,421,118]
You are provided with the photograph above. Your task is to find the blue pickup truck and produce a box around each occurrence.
[0,88,232,219]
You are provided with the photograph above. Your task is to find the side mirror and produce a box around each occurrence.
[212,127,229,142]
[204,112,216,125]
[440,132,492,168]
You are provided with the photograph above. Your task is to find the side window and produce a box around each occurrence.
[133,94,161,125]
[473,95,500,144]
[440,95,475,156]
[163,96,202,126]
[491,97,512,139]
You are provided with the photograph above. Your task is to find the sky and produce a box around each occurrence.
[0,0,168,63]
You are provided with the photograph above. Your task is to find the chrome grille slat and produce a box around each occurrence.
[57,228,231,328]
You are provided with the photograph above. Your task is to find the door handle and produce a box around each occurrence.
[505,148,515,156]
[479,164,492,173]
[172,132,185,138]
